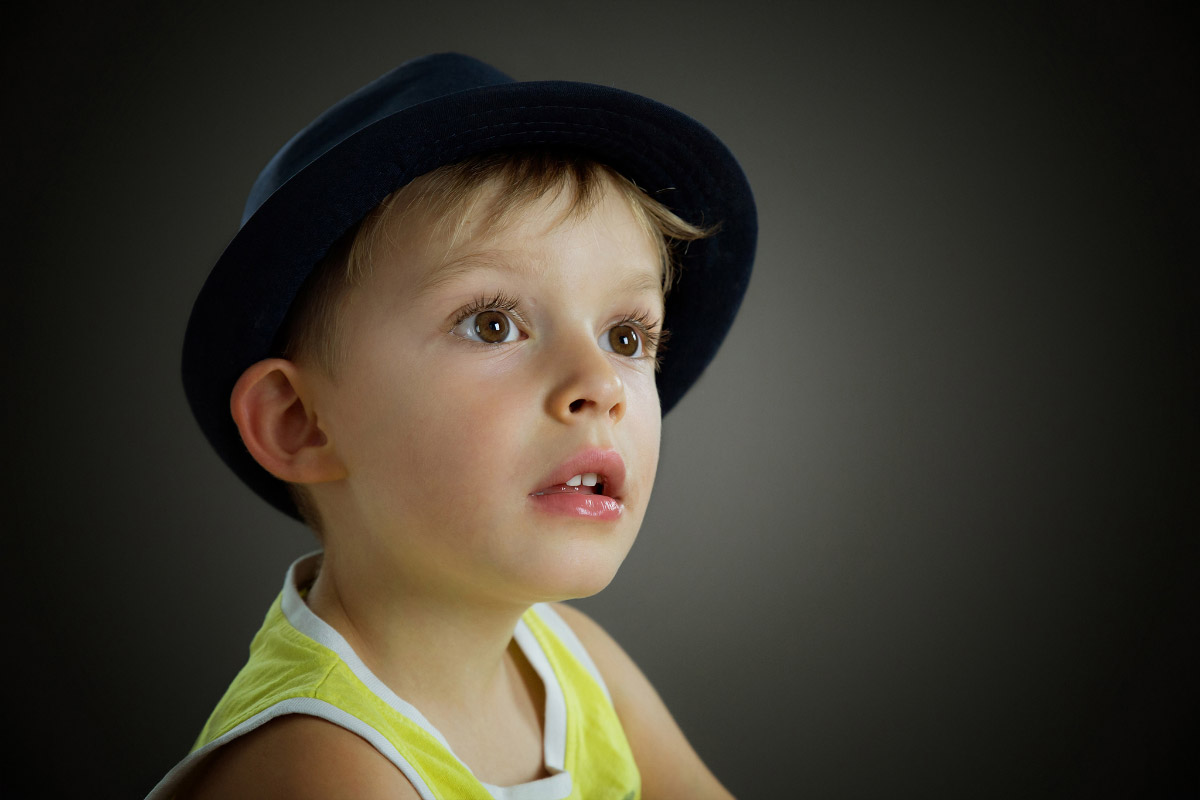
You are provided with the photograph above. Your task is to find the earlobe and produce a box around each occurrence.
[230,359,347,484]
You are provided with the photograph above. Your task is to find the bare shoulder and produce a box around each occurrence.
[550,602,617,657]
[175,714,420,800]
[550,602,652,707]
[551,603,737,800]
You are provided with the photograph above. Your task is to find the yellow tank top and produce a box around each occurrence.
[145,555,640,800]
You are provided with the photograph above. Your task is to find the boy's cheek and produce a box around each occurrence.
[625,374,663,426]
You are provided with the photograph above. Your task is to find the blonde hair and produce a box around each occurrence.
[279,148,713,533]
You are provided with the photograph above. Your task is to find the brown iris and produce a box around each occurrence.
[475,310,510,343]
[607,324,640,357]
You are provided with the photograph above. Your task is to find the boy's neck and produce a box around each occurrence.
[304,547,535,713]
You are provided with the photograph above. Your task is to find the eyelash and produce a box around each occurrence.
[448,292,667,363]
[618,309,667,361]
[448,291,525,333]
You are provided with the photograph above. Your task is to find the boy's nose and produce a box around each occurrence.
[545,338,626,425]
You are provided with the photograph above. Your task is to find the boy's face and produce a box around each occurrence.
[306,177,664,605]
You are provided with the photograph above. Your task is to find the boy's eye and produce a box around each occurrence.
[602,324,643,358]
[452,309,522,344]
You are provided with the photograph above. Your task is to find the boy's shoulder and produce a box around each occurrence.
[175,713,419,800]
[553,603,737,799]
[175,604,733,799]
[173,610,596,800]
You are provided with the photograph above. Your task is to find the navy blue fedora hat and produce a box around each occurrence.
[183,53,756,520]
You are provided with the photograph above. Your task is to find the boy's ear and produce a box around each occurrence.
[229,359,347,484]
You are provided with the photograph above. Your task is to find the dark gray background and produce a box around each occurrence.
[5,2,1196,798]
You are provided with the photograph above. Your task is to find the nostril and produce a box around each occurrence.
[569,398,586,413]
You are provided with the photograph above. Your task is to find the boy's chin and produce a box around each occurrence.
[505,518,641,604]
[552,571,621,603]
[516,556,628,605]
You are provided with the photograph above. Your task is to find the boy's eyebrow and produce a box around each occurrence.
[414,251,520,297]
[615,270,664,297]
[414,250,664,298]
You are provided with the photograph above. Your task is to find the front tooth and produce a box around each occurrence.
[582,473,598,487]
[566,474,583,487]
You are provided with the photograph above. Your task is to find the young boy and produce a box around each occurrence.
[150,53,755,799]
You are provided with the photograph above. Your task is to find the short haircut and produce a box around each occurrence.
[277,148,713,534]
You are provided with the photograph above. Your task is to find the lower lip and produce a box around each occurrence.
[529,493,624,521]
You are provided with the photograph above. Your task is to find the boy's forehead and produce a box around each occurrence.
[371,177,665,298]
[413,248,665,300]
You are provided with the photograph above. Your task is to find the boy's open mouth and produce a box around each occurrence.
[531,451,626,502]
[532,473,609,497]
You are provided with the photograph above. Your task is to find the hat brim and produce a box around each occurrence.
[183,79,756,520]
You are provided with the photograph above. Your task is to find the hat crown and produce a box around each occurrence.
[242,53,514,225]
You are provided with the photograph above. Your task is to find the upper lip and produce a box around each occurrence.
[532,448,627,499]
